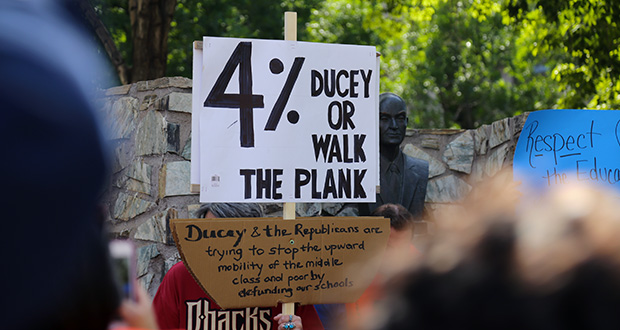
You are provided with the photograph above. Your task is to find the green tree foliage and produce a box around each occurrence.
[166,0,322,77]
[506,0,620,110]
[306,0,559,128]
[96,0,620,128]
[91,0,321,82]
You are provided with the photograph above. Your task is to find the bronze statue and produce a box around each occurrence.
[359,93,429,219]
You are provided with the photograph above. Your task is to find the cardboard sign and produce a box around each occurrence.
[171,217,389,309]
[513,109,620,192]
[194,37,380,203]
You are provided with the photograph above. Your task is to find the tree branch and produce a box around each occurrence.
[76,0,130,85]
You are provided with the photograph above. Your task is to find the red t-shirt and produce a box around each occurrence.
[153,262,324,330]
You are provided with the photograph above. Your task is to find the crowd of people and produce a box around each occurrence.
[8,0,620,329]
[357,174,620,330]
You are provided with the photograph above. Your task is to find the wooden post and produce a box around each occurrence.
[284,11,297,42]
[282,10,297,318]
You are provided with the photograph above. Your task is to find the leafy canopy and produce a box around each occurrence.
[506,0,620,110]
[95,0,620,128]
[306,0,559,128]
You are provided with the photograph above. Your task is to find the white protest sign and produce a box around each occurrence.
[197,37,379,203]
[190,42,203,193]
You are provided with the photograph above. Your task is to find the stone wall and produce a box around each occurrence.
[98,76,528,297]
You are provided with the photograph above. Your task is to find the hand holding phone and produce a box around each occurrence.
[109,240,158,329]
[118,284,159,329]
[109,240,136,300]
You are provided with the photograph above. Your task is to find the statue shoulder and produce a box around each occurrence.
[403,153,429,178]
[403,153,429,168]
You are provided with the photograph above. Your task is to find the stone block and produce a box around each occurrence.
[136,111,167,156]
[262,203,282,216]
[169,76,193,89]
[296,203,321,217]
[113,192,155,221]
[105,84,131,96]
[124,161,152,195]
[336,205,359,217]
[135,208,177,244]
[162,92,192,113]
[167,122,180,154]
[425,175,471,203]
[137,244,160,277]
[107,97,138,139]
[403,144,446,178]
[474,125,489,155]
[113,142,133,174]
[513,112,530,137]
[188,203,202,217]
[485,143,510,177]
[136,77,192,91]
[322,203,344,216]
[421,136,441,150]
[160,161,192,197]
[489,118,511,148]
[443,131,474,174]
[181,137,192,160]
[165,253,182,273]
[137,77,170,91]
[140,94,158,111]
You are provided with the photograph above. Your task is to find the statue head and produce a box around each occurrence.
[379,92,408,147]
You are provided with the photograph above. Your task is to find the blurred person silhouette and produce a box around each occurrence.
[343,204,419,330]
[152,203,325,330]
[319,203,421,328]
[0,0,156,329]
[357,172,620,330]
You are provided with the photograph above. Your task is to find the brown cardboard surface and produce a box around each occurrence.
[171,216,389,309]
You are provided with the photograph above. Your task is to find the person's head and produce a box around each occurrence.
[0,1,119,329]
[379,93,408,147]
[364,178,620,330]
[372,203,415,249]
[195,203,264,219]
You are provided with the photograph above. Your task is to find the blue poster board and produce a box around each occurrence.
[513,109,620,193]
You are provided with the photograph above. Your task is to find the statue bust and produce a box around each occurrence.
[359,93,429,219]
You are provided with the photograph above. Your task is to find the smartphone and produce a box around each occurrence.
[109,239,136,300]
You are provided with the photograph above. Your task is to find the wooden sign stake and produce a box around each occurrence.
[282,10,297,318]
